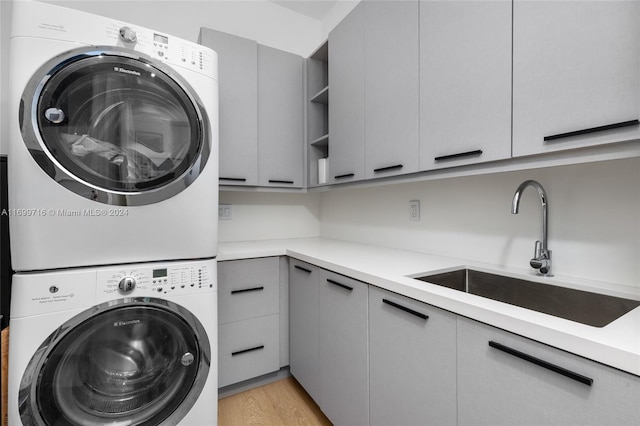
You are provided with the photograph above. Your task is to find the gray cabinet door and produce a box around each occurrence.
[364,0,419,179]
[457,317,640,425]
[369,286,457,426]
[318,269,369,426]
[513,1,640,157]
[288,259,321,403]
[198,28,258,186]
[419,0,511,171]
[258,45,304,188]
[328,3,365,184]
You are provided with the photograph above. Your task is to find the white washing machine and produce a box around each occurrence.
[8,258,217,426]
[8,1,219,272]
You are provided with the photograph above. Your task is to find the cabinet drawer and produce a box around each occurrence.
[218,257,280,324]
[218,314,280,388]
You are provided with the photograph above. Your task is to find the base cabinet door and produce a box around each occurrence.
[369,286,457,426]
[319,270,369,426]
[288,259,321,402]
[457,317,640,426]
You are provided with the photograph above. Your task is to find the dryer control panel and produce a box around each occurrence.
[10,1,217,80]
[97,259,216,301]
[107,22,217,79]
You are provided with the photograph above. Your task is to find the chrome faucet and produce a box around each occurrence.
[511,180,552,276]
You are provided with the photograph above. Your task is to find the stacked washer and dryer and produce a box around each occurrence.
[7,2,219,425]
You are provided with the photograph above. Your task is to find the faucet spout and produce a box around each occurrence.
[511,180,552,276]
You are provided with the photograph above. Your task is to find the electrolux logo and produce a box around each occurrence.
[113,319,141,327]
[113,66,141,76]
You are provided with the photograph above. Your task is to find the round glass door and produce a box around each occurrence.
[19,299,211,426]
[21,47,211,206]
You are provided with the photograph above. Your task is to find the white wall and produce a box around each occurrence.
[219,191,320,243]
[319,158,640,289]
[320,0,359,40]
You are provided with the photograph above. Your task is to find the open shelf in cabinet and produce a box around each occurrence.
[307,40,329,187]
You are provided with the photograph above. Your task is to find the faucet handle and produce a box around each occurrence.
[533,240,542,259]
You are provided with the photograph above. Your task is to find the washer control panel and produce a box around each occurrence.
[98,260,215,299]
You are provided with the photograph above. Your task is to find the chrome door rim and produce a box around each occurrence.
[20,46,211,206]
[18,297,211,426]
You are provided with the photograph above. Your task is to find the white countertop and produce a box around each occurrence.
[218,237,640,377]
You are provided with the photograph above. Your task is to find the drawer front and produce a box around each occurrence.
[218,257,280,324]
[218,314,280,388]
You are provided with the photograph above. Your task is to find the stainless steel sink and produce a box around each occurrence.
[413,269,640,327]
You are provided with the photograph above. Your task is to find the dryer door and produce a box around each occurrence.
[18,298,211,426]
[20,47,211,206]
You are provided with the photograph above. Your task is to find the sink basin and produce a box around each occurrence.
[413,269,640,327]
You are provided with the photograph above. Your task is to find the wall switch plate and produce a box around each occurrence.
[409,200,420,222]
[219,204,232,220]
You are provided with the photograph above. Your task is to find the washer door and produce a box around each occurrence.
[20,47,211,206]
[18,298,211,426]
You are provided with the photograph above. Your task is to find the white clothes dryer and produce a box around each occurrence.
[8,1,219,272]
[8,258,217,426]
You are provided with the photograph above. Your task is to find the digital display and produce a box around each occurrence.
[154,33,169,44]
[153,268,167,278]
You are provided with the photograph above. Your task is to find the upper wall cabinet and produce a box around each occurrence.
[419,0,512,170]
[258,46,304,188]
[199,28,304,188]
[199,28,258,186]
[364,0,420,179]
[328,4,365,184]
[513,1,640,157]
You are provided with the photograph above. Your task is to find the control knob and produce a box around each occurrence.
[118,276,137,295]
[119,26,138,44]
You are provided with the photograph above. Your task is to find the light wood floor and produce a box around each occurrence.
[218,377,332,426]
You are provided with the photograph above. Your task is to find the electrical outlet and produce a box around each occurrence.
[219,204,232,220]
[409,200,420,222]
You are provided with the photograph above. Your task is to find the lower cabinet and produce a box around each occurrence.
[288,259,321,402]
[319,269,369,426]
[218,257,283,388]
[457,317,640,426]
[289,261,640,426]
[289,260,369,425]
[369,286,457,426]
